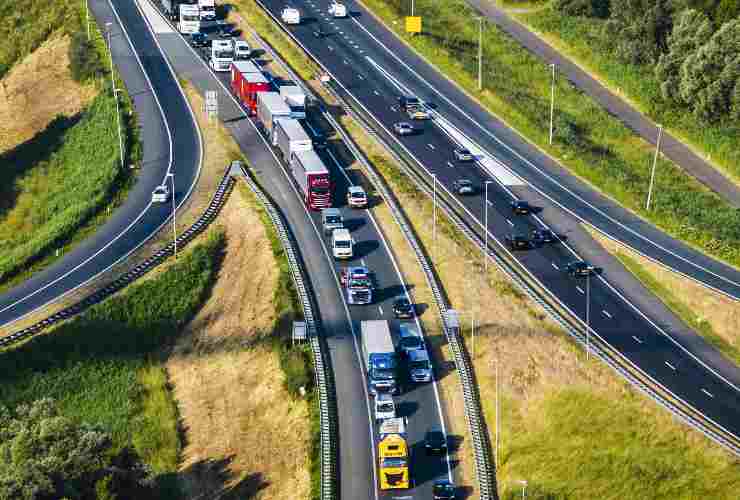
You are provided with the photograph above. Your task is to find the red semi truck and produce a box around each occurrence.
[230,61,270,115]
[290,149,332,210]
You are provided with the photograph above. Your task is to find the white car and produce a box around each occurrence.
[234,40,250,59]
[328,1,347,18]
[281,7,301,25]
[151,185,170,203]
[374,393,396,423]
[347,185,368,208]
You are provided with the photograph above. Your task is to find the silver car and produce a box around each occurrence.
[393,122,414,135]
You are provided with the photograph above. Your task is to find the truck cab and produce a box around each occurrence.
[281,6,301,25]
[198,0,216,21]
[378,418,410,490]
[178,4,201,34]
[328,1,348,17]
[342,266,373,305]
[210,39,234,72]
[321,208,343,236]
[408,348,432,383]
[331,228,353,259]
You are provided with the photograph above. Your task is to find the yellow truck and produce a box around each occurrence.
[378,417,410,490]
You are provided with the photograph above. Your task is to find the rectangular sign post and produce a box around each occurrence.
[405,16,421,34]
[205,90,218,121]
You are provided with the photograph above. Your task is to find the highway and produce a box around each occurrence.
[0,0,201,330]
[466,0,740,209]
[255,0,740,441]
[130,0,457,498]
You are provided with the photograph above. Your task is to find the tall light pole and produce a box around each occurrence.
[549,63,556,145]
[84,0,90,40]
[113,89,125,170]
[105,22,115,92]
[646,124,663,211]
[477,17,484,91]
[432,173,437,257]
[470,312,475,359]
[411,0,415,17]
[495,359,500,468]
[484,181,492,273]
[586,272,591,361]
[168,172,177,258]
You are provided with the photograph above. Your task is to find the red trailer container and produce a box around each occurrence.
[230,61,270,115]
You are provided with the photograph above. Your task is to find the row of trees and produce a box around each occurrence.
[554,0,740,122]
[0,399,158,500]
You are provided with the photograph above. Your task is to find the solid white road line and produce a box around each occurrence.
[137,0,173,32]
[446,161,454,168]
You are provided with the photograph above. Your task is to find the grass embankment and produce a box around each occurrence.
[518,6,740,184]
[167,85,315,500]
[0,4,140,292]
[0,230,225,496]
[588,229,740,367]
[356,0,740,269]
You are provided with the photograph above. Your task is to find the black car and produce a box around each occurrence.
[531,228,556,244]
[452,179,476,195]
[398,95,421,111]
[424,428,448,455]
[433,479,456,500]
[505,234,532,250]
[219,24,237,37]
[510,199,533,215]
[566,260,595,277]
[191,32,209,48]
[393,297,414,319]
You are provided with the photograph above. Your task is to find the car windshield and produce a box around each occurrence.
[458,180,472,186]
[400,336,422,349]
[427,431,444,442]
[435,484,454,493]
[377,402,394,412]
[351,191,365,198]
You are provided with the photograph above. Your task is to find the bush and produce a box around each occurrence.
[279,347,313,397]
[554,0,610,18]
[68,31,104,82]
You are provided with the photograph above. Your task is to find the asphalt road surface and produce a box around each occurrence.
[131,1,458,498]
[466,0,740,209]
[0,0,200,330]
[256,0,740,442]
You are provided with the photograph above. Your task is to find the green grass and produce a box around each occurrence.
[354,0,740,269]
[519,6,740,184]
[0,230,225,494]
[495,388,740,499]
[612,249,740,366]
[0,6,141,292]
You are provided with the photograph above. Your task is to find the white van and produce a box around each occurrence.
[331,228,353,259]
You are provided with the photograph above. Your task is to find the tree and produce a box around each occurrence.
[655,9,713,101]
[0,399,157,500]
[679,18,740,120]
[604,0,676,64]
[715,0,740,25]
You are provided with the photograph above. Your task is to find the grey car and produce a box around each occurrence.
[393,122,414,135]
[452,179,476,195]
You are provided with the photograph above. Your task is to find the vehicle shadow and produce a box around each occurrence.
[352,239,379,258]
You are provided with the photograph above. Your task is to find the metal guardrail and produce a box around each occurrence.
[244,18,499,499]
[231,162,337,500]
[324,78,740,459]
[1,168,235,348]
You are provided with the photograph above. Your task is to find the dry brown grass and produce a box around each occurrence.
[165,81,310,500]
[0,35,96,153]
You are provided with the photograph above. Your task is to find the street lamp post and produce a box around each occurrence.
[112,89,125,170]
[477,17,484,91]
[646,124,663,211]
[84,0,90,40]
[167,172,177,258]
[586,272,591,361]
[411,0,414,17]
[549,63,556,145]
[495,358,500,468]
[471,313,475,359]
[432,173,437,257]
[484,181,492,273]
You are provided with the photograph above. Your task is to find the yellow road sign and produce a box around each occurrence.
[405,16,421,34]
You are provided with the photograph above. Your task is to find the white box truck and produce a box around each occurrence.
[279,84,307,119]
[361,320,398,395]
[274,118,312,158]
[177,3,201,34]
[256,92,292,141]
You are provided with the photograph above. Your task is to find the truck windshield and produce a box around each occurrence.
[215,50,234,59]
[410,360,430,371]
[201,6,215,11]
[400,336,422,350]
[335,240,350,248]
[311,186,330,195]
[325,216,341,224]
[372,369,395,380]
[381,458,407,468]
[182,14,199,21]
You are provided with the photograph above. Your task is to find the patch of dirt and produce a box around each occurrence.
[0,36,97,153]
[166,83,310,500]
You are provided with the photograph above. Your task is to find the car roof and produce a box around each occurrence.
[348,185,365,193]
[377,392,393,402]
[348,266,369,274]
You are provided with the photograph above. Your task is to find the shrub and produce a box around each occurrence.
[68,31,104,82]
